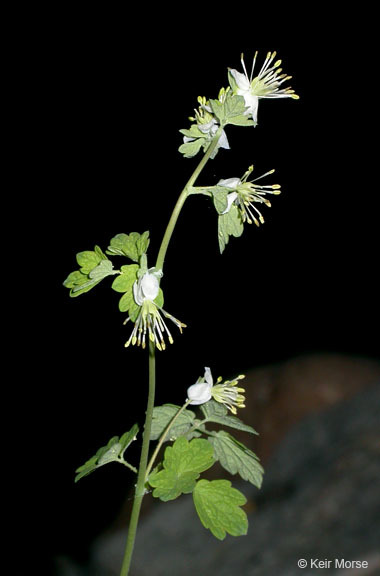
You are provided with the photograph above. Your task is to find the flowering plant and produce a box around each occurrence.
[63,51,298,575]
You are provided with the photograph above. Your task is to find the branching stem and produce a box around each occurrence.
[120,128,223,576]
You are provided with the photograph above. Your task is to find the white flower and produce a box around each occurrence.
[133,269,162,305]
[187,368,246,414]
[218,165,281,226]
[184,95,230,158]
[229,51,299,123]
[187,367,213,405]
[125,270,186,351]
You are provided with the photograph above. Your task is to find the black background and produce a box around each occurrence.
[21,11,379,574]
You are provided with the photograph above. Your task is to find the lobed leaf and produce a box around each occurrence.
[89,260,118,281]
[193,479,248,540]
[211,187,229,214]
[63,246,113,297]
[178,138,205,158]
[148,437,215,501]
[150,404,196,441]
[224,93,247,120]
[227,114,255,127]
[208,430,264,488]
[179,125,204,139]
[209,98,225,123]
[76,249,102,274]
[111,264,139,293]
[200,400,258,435]
[218,204,244,253]
[74,424,139,483]
[106,231,150,262]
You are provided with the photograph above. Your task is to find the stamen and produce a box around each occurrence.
[250,51,258,82]
[258,51,276,77]
[252,168,275,181]
[240,53,249,80]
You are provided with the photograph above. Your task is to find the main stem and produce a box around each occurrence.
[120,127,223,575]
[120,342,156,576]
[155,127,223,271]
[145,399,192,480]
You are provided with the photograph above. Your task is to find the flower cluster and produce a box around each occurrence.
[182,94,230,158]
[187,367,246,414]
[125,270,186,351]
[229,51,299,123]
[218,165,281,226]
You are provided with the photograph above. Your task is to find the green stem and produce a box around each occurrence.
[145,399,192,481]
[120,342,156,576]
[120,127,223,575]
[119,460,138,474]
[186,418,208,437]
[155,127,223,271]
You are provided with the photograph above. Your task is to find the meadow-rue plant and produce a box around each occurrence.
[63,51,298,576]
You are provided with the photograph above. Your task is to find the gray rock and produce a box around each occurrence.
[89,383,380,575]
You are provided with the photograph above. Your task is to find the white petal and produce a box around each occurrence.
[242,93,259,122]
[133,280,144,306]
[187,381,212,405]
[140,273,160,301]
[218,130,230,150]
[198,118,217,135]
[204,367,213,387]
[149,267,163,279]
[183,136,195,143]
[222,192,238,214]
[217,177,241,189]
[230,68,251,91]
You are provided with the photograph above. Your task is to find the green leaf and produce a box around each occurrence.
[63,246,111,297]
[89,259,118,281]
[106,231,150,262]
[136,231,150,257]
[178,138,205,158]
[224,93,247,118]
[193,479,248,540]
[74,456,98,483]
[118,290,135,313]
[94,245,107,259]
[148,437,215,501]
[218,204,244,253]
[227,114,255,127]
[200,400,258,435]
[97,436,123,465]
[111,264,139,293]
[119,423,139,457]
[74,425,139,483]
[76,250,102,274]
[63,270,88,290]
[209,92,253,128]
[63,270,100,298]
[150,404,196,441]
[211,187,229,214]
[208,430,264,488]
[209,98,225,123]
[179,125,204,139]
[128,300,141,322]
